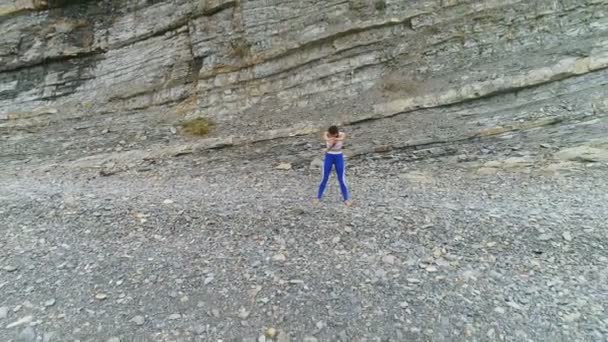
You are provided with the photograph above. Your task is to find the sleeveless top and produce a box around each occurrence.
[326,137,344,154]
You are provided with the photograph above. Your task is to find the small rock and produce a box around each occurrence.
[382,255,395,265]
[432,247,442,258]
[399,301,408,308]
[0,306,8,319]
[303,337,318,342]
[562,232,572,241]
[277,331,291,342]
[95,293,108,300]
[426,266,438,273]
[194,326,206,335]
[17,326,36,342]
[42,331,55,342]
[272,253,287,262]
[3,265,18,272]
[494,307,506,314]
[211,309,220,317]
[238,308,250,319]
[265,327,277,338]
[163,199,174,204]
[204,275,214,285]
[6,315,33,329]
[44,299,56,307]
[275,163,292,170]
[310,158,323,169]
[168,313,181,320]
[107,338,120,342]
[537,233,553,241]
[563,312,581,322]
[131,316,145,326]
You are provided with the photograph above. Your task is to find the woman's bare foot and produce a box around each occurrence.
[344,200,352,207]
[312,198,321,206]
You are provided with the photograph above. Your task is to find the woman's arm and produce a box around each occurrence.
[334,132,346,141]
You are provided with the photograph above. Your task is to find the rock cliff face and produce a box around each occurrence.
[1,0,607,164]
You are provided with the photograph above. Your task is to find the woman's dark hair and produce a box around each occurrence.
[328,125,339,136]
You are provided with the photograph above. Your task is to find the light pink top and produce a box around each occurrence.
[326,133,345,154]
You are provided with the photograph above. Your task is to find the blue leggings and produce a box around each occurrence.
[317,153,349,201]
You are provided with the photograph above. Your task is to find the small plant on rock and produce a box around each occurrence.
[374,0,387,11]
[180,117,213,136]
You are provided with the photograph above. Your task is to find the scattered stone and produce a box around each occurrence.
[562,231,573,241]
[163,199,174,204]
[399,301,409,308]
[275,163,292,170]
[204,275,214,285]
[494,307,506,314]
[426,266,438,272]
[265,327,277,339]
[506,301,524,311]
[238,308,250,319]
[17,326,36,342]
[537,233,553,241]
[382,254,396,265]
[0,306,8,319]
[563,312,581,322]
[310,158,323,169]
[107,338,120,342]
[168,313,181,320]
[131,315,145,326]
[432,247,443,258]
[44,299,56,307]
[95,293,108,300]
[303,337,318,342]
[42,332,56,342]
[211,309,220,318]
[272,253,287,262]
[6,315,33,329]
[3,265,18,272]
[277,330,291,342]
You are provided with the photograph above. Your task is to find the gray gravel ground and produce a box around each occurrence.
[1,136,608,342]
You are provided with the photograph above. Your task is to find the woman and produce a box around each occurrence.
[315,125,351,206]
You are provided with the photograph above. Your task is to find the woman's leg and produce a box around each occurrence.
[334,154,350,201]
[316,154,334,200]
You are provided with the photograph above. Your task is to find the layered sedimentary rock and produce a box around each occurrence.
[0,0,607,163]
